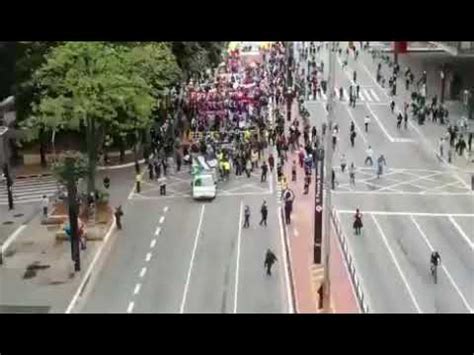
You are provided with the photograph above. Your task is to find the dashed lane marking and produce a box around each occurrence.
[133,283,141,295]
[127,301,135,313]
[139,267,147,278]
[159,216,165,224]
[150,239,157,248]
[145,252,152,262]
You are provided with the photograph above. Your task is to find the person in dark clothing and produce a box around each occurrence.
[331,169,336,190]
[148,162,154,180]
[292,161,297,181]
[243,205,250,228]
[259,200,268,227]
[404,111,409,129]
[268,154,275,172]
[162,159,168,176]
[390,100,395,113]
[397,113,403,129]
[350,130,356,148]
[154,162,161,180]
[356,84,360,99]
[176,152,182,172]
[350,121,355,133]
[103,176,110,189]
[115,206,124,230]
[261,161,268,182]
[264,249,278,276]
[311,126,317,142]
[284,199,293,225]
[353,208,363,235]
[468,133,473,152]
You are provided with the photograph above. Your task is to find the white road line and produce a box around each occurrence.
[1,224,27,256]
[159,216,165,224]
[233,201,244,313]
[359,91,366,101]
[337,210,474,217]
[365,103,394,143]
[410,216,473,313]
[180,204,206,313]
[371,215,423,313]
[421,181,466,194]
[145,252,152,262]
[127,301,135,313]
[345,105,368,145]
[448,216,474,250]
[369,89,380,102]
[332,190,472,196]
[139,267,147,278]
[359,60,390,100]
[278,206,296,313]
[163,206,169,213]
[150,239,157,248]
[154,227,161,236]
[377,172,443,192]
[133,283,141,295]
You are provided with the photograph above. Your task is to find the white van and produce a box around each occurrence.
[192,174,216,200]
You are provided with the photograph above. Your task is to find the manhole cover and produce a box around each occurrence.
[2,221,14,225]
[13,213,24,218]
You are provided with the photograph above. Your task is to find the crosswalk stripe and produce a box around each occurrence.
[0,187,58,197]
[370,89,380,101]
[363,90,373,101]
[320,91,327,100]
[0,184,58,193]
[359,91,366,101]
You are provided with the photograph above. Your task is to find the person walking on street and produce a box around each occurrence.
[41,195,49,219]
[243,205,250,228]
[115,206,124,230]
[261,161,268,182]
[365,146,374,166]
[397,112,403,130]
[353,70,357,83]
[176,151,182,172]
[350,130,357,147]
[159,175,167,195]
[349,163,356,186]
[353,208,363,235]
[376,154,387,178]
[364,115,370,132]
[331,168,336,190]
[332,128,338,151]
[350,121,355,133]
[356,84,360,99]
[340,154,347,173]
[148,162,154,180]
[468,132,473,152]
[292,160,297,181]
[259,200,268,227]
[268,153,275,172]
[390,100,395,113]
[136,172,142,193]
[264,249,278,276]
[404,110,409,129]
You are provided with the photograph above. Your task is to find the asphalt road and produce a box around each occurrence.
[303,42,473,313]
[82,160,291,313]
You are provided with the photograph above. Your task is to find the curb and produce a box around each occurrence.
[279,206,298,314]
[65,219,117,313]
[14,173,53,179]
[97,159,146,171]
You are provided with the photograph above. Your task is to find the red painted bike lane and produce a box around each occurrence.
[280,102,360,313]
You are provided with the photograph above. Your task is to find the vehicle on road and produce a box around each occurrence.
[191,155,217,200]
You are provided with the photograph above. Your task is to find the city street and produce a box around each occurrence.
[82,162,291,313]
[303,42,473,313]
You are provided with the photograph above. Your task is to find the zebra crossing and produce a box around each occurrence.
[0,175,60,205]
[310,87,382,103]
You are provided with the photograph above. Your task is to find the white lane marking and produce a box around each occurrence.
[421,180,467,194]
[410,216,473,313]
[139,267,147,278]
[145,252,152,262]
[365,103,394,143]
[163,206,169,213]
[1,224,27,256]
[448,216,474,250]
[154,227,161,236]
[65,220,116,314]
[359,90,366,102]
[150,239,157,248]
[370,89,380,101]
[345,105,368,145]
[278,206,296,313]
[233,201,244,313]
[359,60,390,100]
[332,190,472,196]
[159,216,165,224]
[337,210,474,217]
[180,204,206,313]
[127,301,135,313]
[377,172,443,192]
[133,283,141,295]
[371,215,423,313]
[293,228,299,237]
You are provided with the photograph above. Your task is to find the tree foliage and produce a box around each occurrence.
[52,150,89,185]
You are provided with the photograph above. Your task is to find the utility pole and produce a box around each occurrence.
[322,41,337,312]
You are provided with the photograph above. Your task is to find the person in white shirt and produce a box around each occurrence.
[364,115,371,132]
[365,146,374,166]
[41,195,49,219]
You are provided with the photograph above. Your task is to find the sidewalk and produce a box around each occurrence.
[279,101,360,313]
[0,165,136,313]
[360,47,474,175]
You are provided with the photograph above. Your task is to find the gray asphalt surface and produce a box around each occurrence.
[82,161,290,313]
[302,42,473,313]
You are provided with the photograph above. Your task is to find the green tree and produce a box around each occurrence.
[27,42,156,193]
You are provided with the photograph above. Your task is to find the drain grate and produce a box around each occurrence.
[2,220,14,225]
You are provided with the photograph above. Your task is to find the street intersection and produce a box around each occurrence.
[303,42,473,313]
